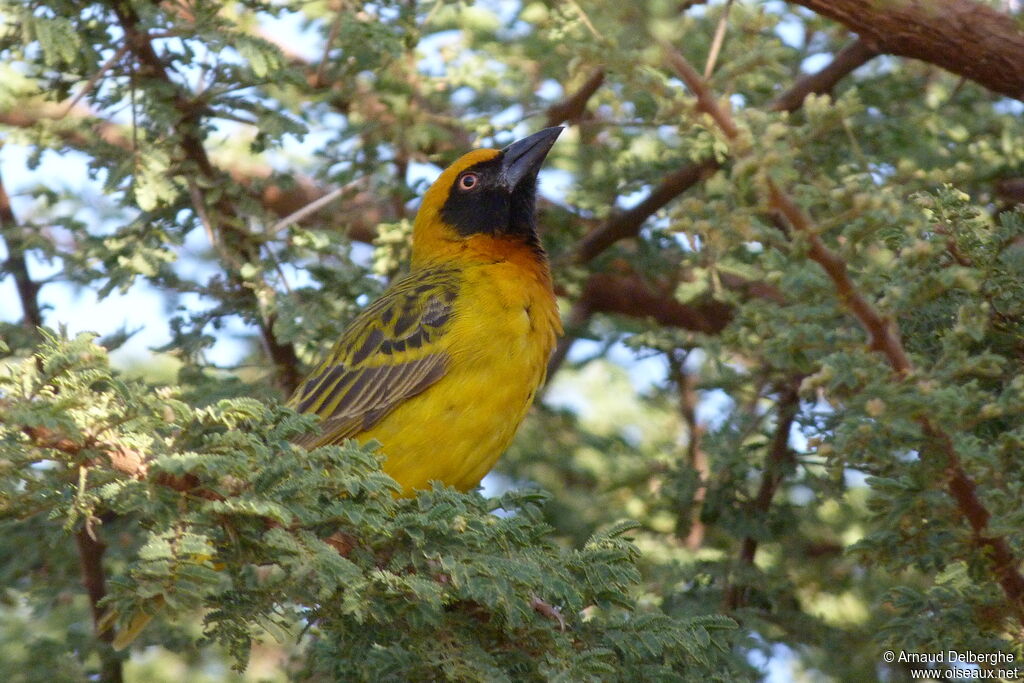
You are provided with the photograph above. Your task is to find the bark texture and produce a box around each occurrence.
[790,0,1024,100]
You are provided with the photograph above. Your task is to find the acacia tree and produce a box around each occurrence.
[2,1,1023,680]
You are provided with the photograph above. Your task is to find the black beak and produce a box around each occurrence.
[501,127,563,189]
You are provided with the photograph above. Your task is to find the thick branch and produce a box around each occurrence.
[724,380,801,610]
[790,0,1024,101]
[76,529,123,682]
[0,171,43,332]
[575,270,735,334]
[545,68,605,127]
[573,159,720,263]
[668,352,709,551]
[76,528,113,633]
[769,39,879,113]
[551,265,783,344]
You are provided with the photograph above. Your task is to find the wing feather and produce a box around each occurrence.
[290,268,459,449]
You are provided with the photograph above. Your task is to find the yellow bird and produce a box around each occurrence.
[289,127,564,493]
[108,129,562,649]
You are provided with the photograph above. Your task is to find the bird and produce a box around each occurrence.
[288,126,564,494]
[106,128,564,650]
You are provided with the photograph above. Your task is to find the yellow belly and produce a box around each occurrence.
[359,259,559,493]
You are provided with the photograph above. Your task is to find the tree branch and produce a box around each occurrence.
[0,170,44,332]
[723,380,801,610]
[768,187,912,372]
[703,0,735,79]
[251,20,475,157]
[789,0,1024,101]
[573,159,721,263]
[668,352,709,550]
[0,102,132,150]
[664,46,740,140]
[20,424,149,479]
[574,270,736,334]
[3,42,866,345]
[545,68,605,127]
[76,528,123,682]
[1,21,877,353]
[768,39,879,113]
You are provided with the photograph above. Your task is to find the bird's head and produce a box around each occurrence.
[411,127,562,266]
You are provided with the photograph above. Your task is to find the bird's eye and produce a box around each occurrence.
[458,173,478,191]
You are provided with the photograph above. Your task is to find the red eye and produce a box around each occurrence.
[459,173,478,190]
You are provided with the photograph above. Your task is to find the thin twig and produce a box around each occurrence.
[768,185,911,372]
[566,0,603,41]
[530,594,567,631]
[770,184,1024,622]
[569,39,879,265]
[114,2,301,394]
[60,44,130,119]
[932,225,973,267]
[267,178,365,236]
[663,43,739,140]
[703,0,734,79]
[314,4,345,88]
[265,244,294,296]
[186,179,217,249]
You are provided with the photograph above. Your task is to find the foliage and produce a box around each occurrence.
[1,0,1023,681]
[1,332,737,680]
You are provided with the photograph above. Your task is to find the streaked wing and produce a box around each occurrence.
[289,267,459,448]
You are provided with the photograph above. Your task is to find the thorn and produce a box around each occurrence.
[530,594,567,631]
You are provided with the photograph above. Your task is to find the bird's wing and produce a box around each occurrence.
[289,268,459,448]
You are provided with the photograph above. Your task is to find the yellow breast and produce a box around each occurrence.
[360,250,560,493]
